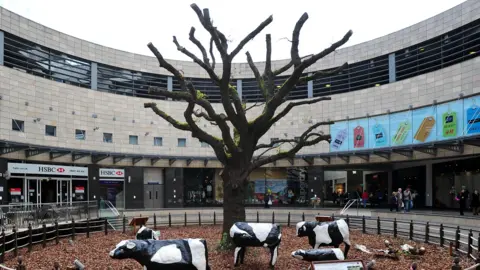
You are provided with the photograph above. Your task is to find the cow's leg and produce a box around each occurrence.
[240,246,247,264]
[343,242,351,258]
[269,245,279,268]
[313,243,320,249]
[234,247,242,266]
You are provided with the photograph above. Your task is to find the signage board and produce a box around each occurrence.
[7,163,88,176]
[99,168,125,178]
[10,188,21,195]
[75,187,85,194]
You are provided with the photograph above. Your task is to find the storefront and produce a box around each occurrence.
[183,168,215,207]
[5,162,88,205]
[98,168,125,208]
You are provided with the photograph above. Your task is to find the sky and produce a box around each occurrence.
[0,0,467,62]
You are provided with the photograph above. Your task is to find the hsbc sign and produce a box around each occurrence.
[99,168,125,178]
[8,163,88,176]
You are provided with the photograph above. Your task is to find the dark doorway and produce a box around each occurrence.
[393,166,426,208]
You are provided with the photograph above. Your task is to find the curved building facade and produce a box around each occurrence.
[0,1,479,209]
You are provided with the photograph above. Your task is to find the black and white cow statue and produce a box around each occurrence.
[230,222,281,268]
[136,225,160,240]
[110,239,210,270]
[291,248,345,262]
[296,219,351,257]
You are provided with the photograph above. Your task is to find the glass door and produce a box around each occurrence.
[57,180,72,206]
[27,179,41,207]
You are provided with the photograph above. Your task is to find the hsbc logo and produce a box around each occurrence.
[100,169,125,178]
[38,166,65,173]
[116,171,123,176]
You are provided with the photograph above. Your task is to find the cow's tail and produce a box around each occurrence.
[337,219,351,258]
[201,239,210,270]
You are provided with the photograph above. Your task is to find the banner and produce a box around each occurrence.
[389,110,413,146]
[330,121,349,152]
[99,168,125,178]
[412,106,437,144]
[463,96,480,136]
[368,114,389,148]
[7,163,88,176]
[348,118,369,150]
[436,99,463,140]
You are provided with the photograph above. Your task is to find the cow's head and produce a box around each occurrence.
[296,221,310,237]
[291,249,306,260]
[109,240,143,259]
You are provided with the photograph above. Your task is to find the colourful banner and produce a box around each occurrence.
[330,121,349,152]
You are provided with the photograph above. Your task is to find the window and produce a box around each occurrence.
[271,138,280,147]
[103,133,113,143]
[45,125,56,136]
[154,137,163,146]
[129,135,138,145]
[75,129,86,140]
[178,138,186,147]
[12,119,24,132]
[200,141,209,148]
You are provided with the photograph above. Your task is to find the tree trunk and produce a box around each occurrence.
[221,165,247,243]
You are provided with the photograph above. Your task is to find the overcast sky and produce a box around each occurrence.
[0,0,466,62]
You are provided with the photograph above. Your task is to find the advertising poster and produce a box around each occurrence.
[330,121,349,152]
[389,110,413,146]
[436,99,464,140]
[368,115,389,148]
[463,96,480,136]
[253,179,288,203]
[348,118,369,150]
[412,105,437,144]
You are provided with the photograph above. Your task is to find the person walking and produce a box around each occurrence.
[403,186,412,213]
[456,189,466,216]
[471,189,479,215]
[396,188,403,212]
[362,190,369,208]
[390,192,398,212]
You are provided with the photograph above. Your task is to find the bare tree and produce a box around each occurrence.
[144,3,352,243]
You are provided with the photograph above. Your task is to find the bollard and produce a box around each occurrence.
[213,212,216,226]
[13,226,18,257]
[425,222,429,244]
[42,222,47,248]
[153,213,157,230]
[122,215,126,234]
[377,217,381,235]
[28,223,33,252]
[409,220,413,240]
[55,220,59,244]
[440,224,444,247]
[169,213,172,227]
[105,219,108,235]
[184,212,187,227]
[449,242,454,256]
[199,212,201,226]
[393,218,397,238]
[72,218,76,241]
[272,212,275,224]
[362,216,366,234]
[455,226,460,251]
[86,218,90,238]
[287,212,291,227]
[302,212,305,221]
[256,211,259,223]
[346,215,349,226]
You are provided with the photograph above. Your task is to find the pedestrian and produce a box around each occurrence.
[403,186,412,213]
[456,189,466,215]
[390,192,398,212]
[362,190,369,208]
[471,189,479,215]
[396,188,403,212]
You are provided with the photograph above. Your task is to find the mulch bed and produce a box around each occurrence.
[2,225,474,269]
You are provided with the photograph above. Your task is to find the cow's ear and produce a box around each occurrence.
[126,242,136,250]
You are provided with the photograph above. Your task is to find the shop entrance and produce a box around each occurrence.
[23,178,72,205]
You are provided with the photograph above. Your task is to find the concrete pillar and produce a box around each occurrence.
[236,79,243,101]
[307,73,313,98]
[387,170,393,196]
[90,62,98,90]
[425,163,433,207]
[0,31,4,65]
[388,53,396,83]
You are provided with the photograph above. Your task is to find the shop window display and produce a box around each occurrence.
[183,168,216,206]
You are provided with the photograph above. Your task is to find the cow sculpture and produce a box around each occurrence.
[230,222,281,268]
[110,239,210,270]
[296,219,351,257]
[291,248,345,262]
[136,225,160,240]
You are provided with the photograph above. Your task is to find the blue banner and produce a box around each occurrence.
[254,179,287,194]
[348,118,369,150]
[412,106,437,144]
[436,99,463,140]
[368,115,389,148]
[390,110,413,146]
[330,121,349,152]
[464,96,480,136]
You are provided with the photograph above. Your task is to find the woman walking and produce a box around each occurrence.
[390,192,398,212]
[471,189,479,215]
[457,189,467,216]
[396,188,403,212]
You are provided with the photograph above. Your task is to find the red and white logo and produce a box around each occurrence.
[57,168,65,173]
[116,171,123,176]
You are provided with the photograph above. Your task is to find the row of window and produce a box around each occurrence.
[10,119,210,148]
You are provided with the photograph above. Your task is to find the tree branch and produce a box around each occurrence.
[255,139,297,150]
[253,142,287,162]
[246,51,265,97]
[172,36,220,83]
[144,103,191,131]
[264,34,275,98]
[291,12,309,67]
[230,15,274,59]
[245,102,264,112]
[270,97,332,125]
[298,62,348,84]
[273,61,294,76]
[148,42,188,91]
[189,27,210,67]
[209,37,216,70]
[190,4,228,56]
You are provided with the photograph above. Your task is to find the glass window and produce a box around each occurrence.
[103,133,113,143]
[178,138,187,147]
[154,137,163,146]
[129,135,138,145]
[45,125,56,136]
[200,141,209,148]
[12,119,24,132]
[271,138,279,147]
[75,129,86,140]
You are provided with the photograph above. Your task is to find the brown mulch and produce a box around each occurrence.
[2,225,474,269]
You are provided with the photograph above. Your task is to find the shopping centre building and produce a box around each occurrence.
[0,1,479,210]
